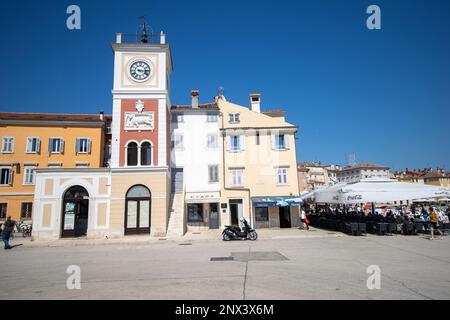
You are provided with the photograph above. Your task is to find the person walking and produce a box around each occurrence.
[300,209,310,230]
[429,208,444,240]
[2,216,16,249]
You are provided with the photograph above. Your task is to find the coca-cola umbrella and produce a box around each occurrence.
[302,178,450,205]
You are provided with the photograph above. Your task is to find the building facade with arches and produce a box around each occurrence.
[31,32,172,240]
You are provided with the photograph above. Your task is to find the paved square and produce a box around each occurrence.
[0,229,449,300]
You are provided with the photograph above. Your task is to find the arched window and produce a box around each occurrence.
[125,185,151,235]
[141,142,152,166]
[127,142,138,166]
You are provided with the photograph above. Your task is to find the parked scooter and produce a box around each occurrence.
[222,217,258,241]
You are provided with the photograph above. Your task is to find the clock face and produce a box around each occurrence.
[129,61,151,81]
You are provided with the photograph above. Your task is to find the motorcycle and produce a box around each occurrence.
[222,217,258,241]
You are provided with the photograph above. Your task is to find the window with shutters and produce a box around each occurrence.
[0,168,13,185]
[1,137,14,153]
[49,138,63,154]
[208,165,219,183]
[76,138,91,154]
[229,135,241,151]
[26,137,40,153]
[273,134,288,150]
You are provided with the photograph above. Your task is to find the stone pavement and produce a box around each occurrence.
[10,227,341,248]
[1,228,449,300]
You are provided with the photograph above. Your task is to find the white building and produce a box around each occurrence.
[168,91,222,234]
[336,163,390,183]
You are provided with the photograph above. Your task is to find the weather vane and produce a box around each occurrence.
[138,16,153,43]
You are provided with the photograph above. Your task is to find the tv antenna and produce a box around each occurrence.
[347,153,357,167]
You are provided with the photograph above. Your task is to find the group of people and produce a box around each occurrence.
[306,203,449,240]
[0,216,16,250]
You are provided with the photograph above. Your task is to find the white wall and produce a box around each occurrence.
[171,111,221,193]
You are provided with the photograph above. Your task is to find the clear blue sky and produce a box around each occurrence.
[1,0,449,170]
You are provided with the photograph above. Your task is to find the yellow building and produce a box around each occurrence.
[0,112,109,222]
[217,95,301,229]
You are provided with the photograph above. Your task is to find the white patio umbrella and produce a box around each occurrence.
[304,178,450,205]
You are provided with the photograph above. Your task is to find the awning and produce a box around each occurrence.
[252,196,303,207]
[302,178,450,204]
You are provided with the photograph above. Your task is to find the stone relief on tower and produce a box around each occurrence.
[124,100,155,131]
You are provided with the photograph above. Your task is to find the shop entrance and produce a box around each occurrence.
[209,203,219,229]
[61,186,89,238]
[229,199,243,227]
[279,206,291,228]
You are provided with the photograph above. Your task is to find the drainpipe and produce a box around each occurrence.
[219,111,253,227]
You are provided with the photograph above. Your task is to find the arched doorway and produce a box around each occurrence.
[61,186,89,238]
[125,185,151,235]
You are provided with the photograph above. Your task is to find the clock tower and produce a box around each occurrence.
[109,29,173,237]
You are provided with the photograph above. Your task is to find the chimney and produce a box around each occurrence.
[249,93,261,113]
[99,111,104,120]
[116,33,122,44]
[191,90,199,108]
[160,31,166,44]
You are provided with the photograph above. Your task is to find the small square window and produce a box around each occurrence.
[228,113,240,124]
[207,113,218,122]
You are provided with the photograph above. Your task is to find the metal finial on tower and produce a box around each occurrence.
[137,16,152,43]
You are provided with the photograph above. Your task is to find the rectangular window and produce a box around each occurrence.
[23,167,36,185]
[1,137,14,153]
[230,135,241,151]
[48,138,64,154]
[26,137,40,153]
[255,207,269,221]
[207,112,218,122]
[76,138,91,154]
[0,168,13,185]
[277,168,288,185]
[228,113,240,124]
[171,113,184,123]
[20,202,33,219]
[231,169,243,187]
[187,204,203,222]
[0,203,7,219]
[274,135,286,150]
[207,134,218,149]
[256,132,260,145]
[208,165,219,183]
[174,134,184,151]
